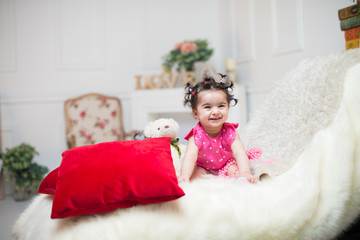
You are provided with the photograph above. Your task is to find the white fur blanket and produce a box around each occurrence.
[245,49,360,178]
[13,50,360,240]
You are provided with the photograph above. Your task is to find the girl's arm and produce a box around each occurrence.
[231,132,258,183]
[178,136,199,182]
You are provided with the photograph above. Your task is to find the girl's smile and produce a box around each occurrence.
[192,90,229,137]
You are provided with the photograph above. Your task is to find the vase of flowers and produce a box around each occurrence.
[162,39,214,73]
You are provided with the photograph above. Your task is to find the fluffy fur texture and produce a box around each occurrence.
[244,49,360,178]
[13,50,360,240]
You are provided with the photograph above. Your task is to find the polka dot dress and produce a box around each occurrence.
[184,122,239,173]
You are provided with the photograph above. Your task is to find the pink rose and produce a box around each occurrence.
[174,42,183,50]
[80,130,86,136]
[97,122,105,129]
[111,110,116,117]
[97,97,108,106]
[86,134,93,142]
[101,98,107,105]
[180,42,198,53]
[112,129,122,139]
[80,111,86,118]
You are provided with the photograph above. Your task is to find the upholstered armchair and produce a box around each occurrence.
[64,93,134,149]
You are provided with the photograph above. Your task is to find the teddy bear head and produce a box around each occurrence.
[143,118,179,140]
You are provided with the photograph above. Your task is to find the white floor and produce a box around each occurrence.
[0,197,31,240]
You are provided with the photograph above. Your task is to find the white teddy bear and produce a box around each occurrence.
[143,118,186,176]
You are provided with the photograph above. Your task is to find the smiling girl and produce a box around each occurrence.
[178,75,257,183]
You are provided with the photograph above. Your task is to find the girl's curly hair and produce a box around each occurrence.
[183,74,238,109]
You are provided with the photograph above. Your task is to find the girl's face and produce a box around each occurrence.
[192,90,229,136]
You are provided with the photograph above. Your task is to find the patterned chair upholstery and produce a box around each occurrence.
[64,93,133,149]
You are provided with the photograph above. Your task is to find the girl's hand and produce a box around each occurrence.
[178,175,189,183]
[231,132,259,184]
[238,171,258,184]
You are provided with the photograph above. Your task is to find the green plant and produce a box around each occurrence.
[162,39,214,72]
[0,143,48,192]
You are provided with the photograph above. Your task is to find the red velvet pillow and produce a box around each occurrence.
[51,137,184,219]
[38,167,59,194]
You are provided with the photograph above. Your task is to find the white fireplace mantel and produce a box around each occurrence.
[131,85,248,135]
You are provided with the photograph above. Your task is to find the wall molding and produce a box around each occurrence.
[271,0,304,55]
[1,91,131,105]
[140,0,157,71]
[1,123,19,149]
[54,0,106,70]
[231,0,256,63]
[0,0,17,72]
[56,121,67,153]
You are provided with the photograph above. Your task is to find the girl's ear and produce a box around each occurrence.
[192,109,199,120]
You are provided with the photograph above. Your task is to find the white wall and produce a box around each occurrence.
[220,0,354,115]
[0,0,355,174]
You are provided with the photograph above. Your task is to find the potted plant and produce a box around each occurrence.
[162,39,214,72]
[0,143,48,201]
